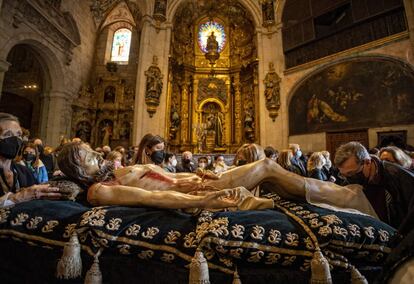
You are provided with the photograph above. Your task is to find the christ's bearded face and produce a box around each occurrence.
[79,144,104,176]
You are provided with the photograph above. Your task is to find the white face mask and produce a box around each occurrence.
[171,159,177,167]
[199,162,206,169]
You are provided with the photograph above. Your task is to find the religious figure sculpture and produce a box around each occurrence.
[262,0,275,26]
[169,102,180,140]
[145,56,163,117]
[57,141,378,219]
[153,0,167,22]
[244,107,255,142]
[205,32,220,66]
[205,104,224,148]
[263,62,281,121]
[104,86,116,103]
[75,121,91,142]
[101,122,112,146]
[207,32,219,52]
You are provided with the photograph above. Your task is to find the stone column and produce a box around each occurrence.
[0,59,11,99]
[132,16,172,144]
[39,91,72,147]
[256,24,285,149]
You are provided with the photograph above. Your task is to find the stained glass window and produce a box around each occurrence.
[111,28,132,62]
[198,21,226,53]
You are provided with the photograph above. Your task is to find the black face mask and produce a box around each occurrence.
[0,136,23,159]
[237,159,247,166]
[150,150,165,165]
[183,158,191,164]
[23,153,36,162]
[346,169,367,185]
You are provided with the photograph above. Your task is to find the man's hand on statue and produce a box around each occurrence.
[10,184,62,204]
[202,189,241,209]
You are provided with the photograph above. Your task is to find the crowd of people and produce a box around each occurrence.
[1,112,414,236]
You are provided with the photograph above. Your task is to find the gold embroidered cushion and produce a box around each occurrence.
[195,195,397,272]
[76,206,200,267]
[0,200,89,248]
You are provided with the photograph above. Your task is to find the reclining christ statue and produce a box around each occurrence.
[57,142,376,217]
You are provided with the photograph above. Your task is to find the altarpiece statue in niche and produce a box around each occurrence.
[104,86,116,103]
[262,0,275,25]
[204,103,224,148]
[263,62,281,121]
[75,121,92,143]
[145,56,163,117]
[153,0,167,22]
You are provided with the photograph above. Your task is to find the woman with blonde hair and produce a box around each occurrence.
[379,146,413,171]
[277,149,301,175]
[307,152,328,181]
[232,143,265,166]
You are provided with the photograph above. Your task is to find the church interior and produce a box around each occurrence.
[1,0,414,283]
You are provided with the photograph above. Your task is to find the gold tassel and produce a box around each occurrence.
[310,249,332,284]
[232,268,242,284]
[350,265,368,284]
[56,232,82,279]
[189,249,210,284]
[84,251,103,284]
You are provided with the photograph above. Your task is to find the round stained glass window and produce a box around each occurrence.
[198,21,226,53]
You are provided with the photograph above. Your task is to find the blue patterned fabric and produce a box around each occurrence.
[0,195,398,281]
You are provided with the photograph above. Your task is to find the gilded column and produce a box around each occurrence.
[180,74,190,145]
[233,74,242,145]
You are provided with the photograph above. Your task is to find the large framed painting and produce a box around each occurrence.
[289,57,414,135]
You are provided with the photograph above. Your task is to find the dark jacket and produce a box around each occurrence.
[308,168,328,181]
[291,157,307,176]
[176,162,196,173]
[0,162,36,196]
[363,158,414,234]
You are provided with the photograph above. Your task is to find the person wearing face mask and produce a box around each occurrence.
[0,113,61,208]
[197,156,209,170]
[33,138,55,179]
[163,152,177,173]
[176,151,196,173]
[289,143,308,176]
[334,141,414,235]
[18,143,48,184]
[320,150,337,183]
[212,154,228,174]
[133,133,166,166]
[106,150,124,170]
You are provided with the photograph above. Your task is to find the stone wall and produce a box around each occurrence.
[0,0,96,147]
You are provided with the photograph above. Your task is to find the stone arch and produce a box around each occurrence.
[166,0,262,28]
[286,55,414,136]
[275,0,286,24]
[0,33,65,92]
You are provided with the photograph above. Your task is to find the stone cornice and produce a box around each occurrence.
[11,0,80,64]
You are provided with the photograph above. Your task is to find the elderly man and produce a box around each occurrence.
[335,141,414,234]
[176,151,196,173]
[0,113,61,208]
